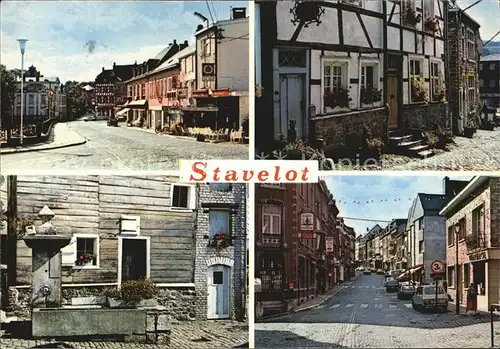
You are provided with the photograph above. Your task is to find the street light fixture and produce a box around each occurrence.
[17,39,28,146]
[454,223,461,315]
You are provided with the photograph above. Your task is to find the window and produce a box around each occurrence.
[323,61,348,110]
[61,234,100,268]
[167,78,172,92]
[424,287,445,295]
[467,29,475,60]
[360,64,378,105]
[209,183,232,191]
[430,62,440,102]
[203,38,211,56]
[28,106,35,115]
[479,64,483,71]
[209,210,230,239]
[490,63,496,70]
[467,75,475,108]
[141,84,145,98]
[182,58,186,73]
[447,266,454,287]
[28,94,34,105]
[472,261,486,295]
[458,217,466,240]
[463,263,470,286]
[461,26,466,57]
[490,80,496,88]
[262,205,281,235]
[40,94,46,106]
[410,58,424,103]
[418,240,424,253]
[324,63,344,94]
[479,79,484,88]
[472,205,484,237]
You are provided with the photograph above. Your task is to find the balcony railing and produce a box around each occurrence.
[465,233,487,252]
[259,234,283,248]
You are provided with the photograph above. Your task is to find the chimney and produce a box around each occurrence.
[180,40,189,50]
[443,176,450,196]
[196,24,204,32]
[113,62,116,68]
[232,7,246,20]
[102,67,105,72]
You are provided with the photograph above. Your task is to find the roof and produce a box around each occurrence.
[151,47,188,73]
[177,45,196,60]
[448,6,481,29]
[440,177,489,216]
[153,44,174,60]
[113,64,135,81]
[195,16,248,37]
[43,77,60,83]
[481,53,500,62]
[418,193,448,213]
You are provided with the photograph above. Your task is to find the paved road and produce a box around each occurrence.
[255,273,500,348]
[0,121,248,171]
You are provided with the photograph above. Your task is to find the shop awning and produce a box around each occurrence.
[181,106,219,112]
[116,108,130,116]
[128,99,147,107]
[410,265,424,273]
[397,272,409,280]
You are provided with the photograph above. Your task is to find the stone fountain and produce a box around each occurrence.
[23,206,71,309]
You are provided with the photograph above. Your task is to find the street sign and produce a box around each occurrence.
[326,237,334,252]
[288,281,295,289]
[430,260,445,274]
[300,212,314,231]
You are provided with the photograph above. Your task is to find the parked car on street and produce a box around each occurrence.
[107,117,118,126]
[398,281,416,299]
[385,277,399,292]
[370,268,376,273]
[412,285,448,312]
[82,114,96,122]
[363,269,371,275]
[495,108,500,125]
[376,269,385,275]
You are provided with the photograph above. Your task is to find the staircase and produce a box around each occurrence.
[388,129,435,159]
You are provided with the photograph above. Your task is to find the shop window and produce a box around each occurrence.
[259,256,283,291]
[472,261,486,295]
[447,266,454,287]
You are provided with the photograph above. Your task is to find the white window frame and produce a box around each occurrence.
[479,79,484,88]
[429,59,441,102]
[359,60,379,107]
[409,56,425,104]
[70,233,100,270]
[209,209,231,239]
[467,29,475,61]
[467,74,475,110]
[461,26,466,58]
[261,205,282,235]
[321,57,350,112]
[117,235,151,287]
[490,80,496,88]
[170,183,196,211]
[203,37,212,56]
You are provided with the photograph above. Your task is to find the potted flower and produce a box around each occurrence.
[363,137,384,161]
[104,288,124,308]
[214,231,229,249]
[324,87,351,111]
[425,17,439,32]
[404,6,422,27]
[119,278,159,307]
[75,253,96,267]
[372,89,382,103]
[411,77,429,104]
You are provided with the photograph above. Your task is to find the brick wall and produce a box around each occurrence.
[194,184,246,320]
[312,107,387,150]
[402,102,449,130]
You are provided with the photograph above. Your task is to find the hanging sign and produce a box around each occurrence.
[300,212,314,231]
[326,237,334,252]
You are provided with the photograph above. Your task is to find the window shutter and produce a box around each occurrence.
[189,186,197,209]
[120,215,140,235]
[61,235,77,266]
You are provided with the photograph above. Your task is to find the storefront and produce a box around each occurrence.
[128,100,147,127]
[191,89,240,131]
[467,250,500,312]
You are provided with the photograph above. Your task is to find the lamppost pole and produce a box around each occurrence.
[17,39,28,146]
[455,223,460,315]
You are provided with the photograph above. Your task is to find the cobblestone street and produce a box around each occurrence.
[388,128,500,171]
[1,321,248,349]
[255,273,500,348]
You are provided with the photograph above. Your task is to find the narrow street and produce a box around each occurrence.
[255,273,499,348]
[0,121,248,171]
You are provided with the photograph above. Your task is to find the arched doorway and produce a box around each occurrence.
[207,264,231,319]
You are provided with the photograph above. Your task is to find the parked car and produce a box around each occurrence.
[385,277,399,292]
[412,285,448,312]
[370,268,376,273]
[363,270,371,275]
[107,117,118,126]
[495,108,500,125]
[376,269,385,275]
[397,281,416,299]
[82,114,96,122]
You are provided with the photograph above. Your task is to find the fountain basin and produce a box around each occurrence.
[32,308,146,337]
[24,235,72,251]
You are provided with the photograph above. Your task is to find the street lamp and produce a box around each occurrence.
[17,39,28,146]
[454,223,461,315]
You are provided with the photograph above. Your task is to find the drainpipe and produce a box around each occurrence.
[242,185,248,319]
[382,0,389,139]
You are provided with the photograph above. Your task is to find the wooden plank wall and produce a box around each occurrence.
[14,176,195,285]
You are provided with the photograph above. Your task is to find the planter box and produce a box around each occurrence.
[108,297,125,308]
[71,296,107,306]
[325,106,350,114]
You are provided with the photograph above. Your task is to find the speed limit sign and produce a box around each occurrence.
[431,260,445,274]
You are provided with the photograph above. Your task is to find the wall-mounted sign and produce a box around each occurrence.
[469,251,487,262]
[430,260,445,274]
[288,281,295,290]
[326,237,334,252]
[298,232,316,239]
[300,212,314,231]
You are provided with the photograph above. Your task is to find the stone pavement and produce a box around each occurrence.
[1,122,87,155]
[388,127,500,171]
[0,320,248,349]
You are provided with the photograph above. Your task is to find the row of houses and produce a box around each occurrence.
[255,0,488,154]
[254,182,356,319]
[356,176,500,313]
[0,177,248,321]
[92,7,249,135]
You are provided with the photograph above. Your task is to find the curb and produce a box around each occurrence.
[1,139,87,155]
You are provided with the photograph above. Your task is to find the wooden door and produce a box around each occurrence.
[388,76,399,129]
[207,265,230,319]
[121,239,147,282]
[279,74,305,139]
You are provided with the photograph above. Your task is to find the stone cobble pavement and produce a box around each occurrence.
[1,321,248,349]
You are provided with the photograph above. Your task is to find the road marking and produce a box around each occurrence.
[389,305,398,308]
[404,303,413,308]
[360,304,368,308]
[330,304,340,309]
[345,304,354,308]
[374,304,383,308]
[316,304,327,310]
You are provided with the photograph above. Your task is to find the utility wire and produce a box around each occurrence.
[338,217,393,223]
[484,29,500,47]
[205,1,214,24]
[210,0,218,22]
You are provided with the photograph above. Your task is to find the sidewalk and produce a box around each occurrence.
[259,273,361,321]
[1,123,87,155]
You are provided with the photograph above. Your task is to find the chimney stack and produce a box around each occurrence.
[196,24,204,32]
[180,40,189,50]
[113,62,116,68]
[443,176,450,196]
[102,67,105,72]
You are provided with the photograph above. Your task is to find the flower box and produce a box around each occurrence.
[425,18,439,32]
[404,8,422,27]
[324,88,351,112]
[75,253,96,267]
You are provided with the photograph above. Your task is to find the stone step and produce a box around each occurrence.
[397,140,423,148]
[388,135,412,146]
[417,150,435,159]
[408,144,430,153]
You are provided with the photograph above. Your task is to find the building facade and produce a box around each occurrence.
[255,0,448,153]
[448,5,482,134]
[479,54,500,109]
[1,176,246,322]
[441,176,500,313]
[192,7,249,134]
[94,63,134,119]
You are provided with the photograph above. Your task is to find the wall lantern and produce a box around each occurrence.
[290,1,325,27]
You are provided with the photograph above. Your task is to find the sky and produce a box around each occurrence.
[0,1,248,83]
[457,0,500,41]
[324,175,474,237]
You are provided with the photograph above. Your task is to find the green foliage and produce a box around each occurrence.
[103,287,121,299]
[65,81,90,119]
[1,65,20,128]
[15,215,37,239]
[287,119,297,143]
[119,278,159,304]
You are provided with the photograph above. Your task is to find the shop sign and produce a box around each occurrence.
[192,90,209,98]
[326,237,334,252]
[288,281,296,289]
[300,212,314,231]
[299,232,316,239]
[211,89,230,97]
[469,251,487,262]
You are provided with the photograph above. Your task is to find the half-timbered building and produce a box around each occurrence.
[256,0,449,155]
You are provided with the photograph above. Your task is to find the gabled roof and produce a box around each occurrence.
[418,193,448,214]
[151,47,188,74]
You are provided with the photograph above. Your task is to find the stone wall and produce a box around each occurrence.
[402,102,449,131]
[6,285,197,322]
[194,184,247,321]
[312,107,387,150]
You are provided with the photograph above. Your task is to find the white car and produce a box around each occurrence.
[412,285,448,312]
[82,114,96,122]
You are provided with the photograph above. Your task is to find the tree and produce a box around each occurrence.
[0,65,21,129]
[64,81,88,120]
